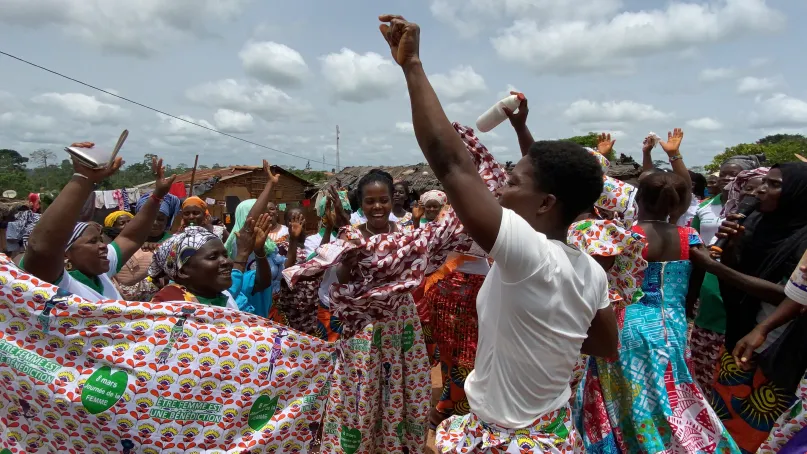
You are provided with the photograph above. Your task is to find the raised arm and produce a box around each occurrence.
[24,150,123,283]
[246,160,280,221]
[659,128,692,221]
[379,14,501,252]
[502,92,533,157]
[113,157,175,263]
[641,134,656,172]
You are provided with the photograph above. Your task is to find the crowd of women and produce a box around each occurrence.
[2,14,807,454]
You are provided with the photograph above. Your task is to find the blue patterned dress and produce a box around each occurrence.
[574,226,740,453]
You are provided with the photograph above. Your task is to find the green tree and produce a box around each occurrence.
[561,132,617,161]
[705,138,806,172]
[0,149,29,172]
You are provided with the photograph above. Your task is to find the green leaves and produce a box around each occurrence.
[705,134,807,172]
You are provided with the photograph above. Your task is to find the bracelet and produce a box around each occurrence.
[253,250,267,259]
[669,154,683,162]
[72,173,89,180]
[150,193,164,203]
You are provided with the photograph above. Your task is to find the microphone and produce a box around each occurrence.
[711,195,760,254]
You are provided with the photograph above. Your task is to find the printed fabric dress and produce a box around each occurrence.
[758,371,807,454]
[282,123,508,453]
[573,225,741,453]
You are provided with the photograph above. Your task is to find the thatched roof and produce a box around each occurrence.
[321,164,442,193]
[0,199,26,219]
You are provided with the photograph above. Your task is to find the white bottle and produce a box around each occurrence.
[475,94,524,133]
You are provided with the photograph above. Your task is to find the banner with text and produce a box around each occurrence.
[0,255,333,453]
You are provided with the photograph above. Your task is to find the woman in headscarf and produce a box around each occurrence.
[180,196,228,240]
[149,226,238,308]
[413,189,447,226]
[112,193,180,301]
[21,150,176,301]
[687,159,765,391]
[27,193,40,213]
[102,210,133,242]
[225,199,285,302]
[693,162,807,452]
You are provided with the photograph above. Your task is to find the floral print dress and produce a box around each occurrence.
[282,123,507,453]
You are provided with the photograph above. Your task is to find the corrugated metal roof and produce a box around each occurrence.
[137,165,314,190]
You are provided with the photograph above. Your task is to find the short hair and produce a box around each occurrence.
[689,170,707,199]
[528,141,604,225]
[637,172,688,218]
[357,169,394,201]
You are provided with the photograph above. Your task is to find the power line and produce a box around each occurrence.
[0,49,336,167]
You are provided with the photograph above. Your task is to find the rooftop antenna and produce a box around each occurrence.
[336,125,340,172]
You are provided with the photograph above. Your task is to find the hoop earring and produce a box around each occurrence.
[64,260,73,271]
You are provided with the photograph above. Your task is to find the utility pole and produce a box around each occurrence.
[336,125,340,172]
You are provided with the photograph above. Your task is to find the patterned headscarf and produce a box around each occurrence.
[136,192,181,229]
[149,226,220,281]
[104,211,133,228]
[67,222,91,251]
[223,199,278,258]
[419,190,447,206]
[722,167,770,215]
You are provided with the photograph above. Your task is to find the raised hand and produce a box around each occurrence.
[70,142,123,183]
[503,91,528,130]
[235,217,258,256]
[263,159,280,185]
[327,186,350,228]
[253,213,271,254]
[597,133,616,156]
[378,15,421,68]
[289,212,305,240]
[412,202,425,221]
[659,128,684,157]
[152,156,177,197]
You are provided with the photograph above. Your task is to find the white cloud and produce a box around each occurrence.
[430,66,487,101]
[699,67,736,82]
[320,49,401,103]
[395,122,414,133]
[31,92,125,123]
[491,0,784,74]
[737,76,778,94]
[750,94,807,129]
[0,0,251,57]
[0,112,57,132]
[185,79,312,121]
[445,100,479,116]
[213,109,255,133]
[686,117,723,131]
[430,0,622,37]
[156,113,214,136]
[564,99,670,125]
[239,41,308,87]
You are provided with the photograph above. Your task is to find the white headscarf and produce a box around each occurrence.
[419,190,447,206]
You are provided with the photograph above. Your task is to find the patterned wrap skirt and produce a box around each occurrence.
[435,405,582,453]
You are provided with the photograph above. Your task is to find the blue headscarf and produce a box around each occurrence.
[136,192,181,230]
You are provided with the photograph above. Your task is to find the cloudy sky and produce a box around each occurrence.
[1,0,805,171]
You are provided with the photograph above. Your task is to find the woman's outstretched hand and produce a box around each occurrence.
[379,15,421,69]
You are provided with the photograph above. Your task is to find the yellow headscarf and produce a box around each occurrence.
[104,211,133,228]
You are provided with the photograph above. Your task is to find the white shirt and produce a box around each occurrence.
[676,197,700,227]
[464,208,609,428]
[56,243,123,301]
[693,196,724,245]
